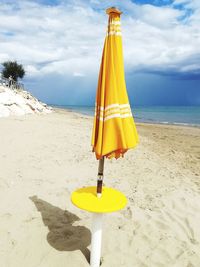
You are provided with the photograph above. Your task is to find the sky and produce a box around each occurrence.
[0,0,200,106]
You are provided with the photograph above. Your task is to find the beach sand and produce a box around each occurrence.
[0,109,200,267]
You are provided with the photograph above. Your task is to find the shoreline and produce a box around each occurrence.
[53,106,200,129]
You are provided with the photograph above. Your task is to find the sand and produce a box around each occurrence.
[0,109,200,267]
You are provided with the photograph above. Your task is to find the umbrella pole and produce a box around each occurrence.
[97,157,105,198]
[90,158,104,266]
[90,212,103,267]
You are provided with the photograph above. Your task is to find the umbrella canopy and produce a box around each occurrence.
[92,7,139,159]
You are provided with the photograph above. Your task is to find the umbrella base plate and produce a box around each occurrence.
[71,186,127,213]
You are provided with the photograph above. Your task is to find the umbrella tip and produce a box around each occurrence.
[106,7,122,15]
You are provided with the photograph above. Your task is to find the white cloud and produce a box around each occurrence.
[128,4,182,28]
[0,0,199,81]
[73,72,85,77]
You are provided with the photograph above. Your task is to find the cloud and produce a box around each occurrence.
[0,0,199,83]
[0,0,105,78]
[73,72,85,77]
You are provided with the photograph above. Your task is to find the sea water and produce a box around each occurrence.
[54,105,200,127]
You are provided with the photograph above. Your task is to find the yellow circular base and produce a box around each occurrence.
[71,186,127,213]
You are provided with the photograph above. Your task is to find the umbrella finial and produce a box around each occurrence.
[106,7,122,15]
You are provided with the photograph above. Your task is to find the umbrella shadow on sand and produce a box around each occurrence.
[30,196,91,263]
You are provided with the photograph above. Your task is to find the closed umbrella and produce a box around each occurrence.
[92,6,139,197]
[71,7,139,267]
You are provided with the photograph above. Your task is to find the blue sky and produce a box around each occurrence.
[0,0,200,106]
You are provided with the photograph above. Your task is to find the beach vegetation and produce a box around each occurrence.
[1,61,25,82]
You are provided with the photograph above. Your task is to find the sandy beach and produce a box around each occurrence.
[0,109,200,267]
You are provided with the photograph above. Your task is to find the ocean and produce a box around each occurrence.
[54,105,200,127]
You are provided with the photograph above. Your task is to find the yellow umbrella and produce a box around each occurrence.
[71,8,139,266]
[92,7,138,159]
[92,7,139,196]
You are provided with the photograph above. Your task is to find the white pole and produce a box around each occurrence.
[90,213,104,267]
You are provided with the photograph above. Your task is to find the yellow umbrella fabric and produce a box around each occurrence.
[92,7,139,159]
